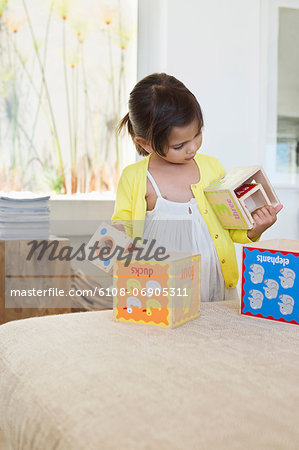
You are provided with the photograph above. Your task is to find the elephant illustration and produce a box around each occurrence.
[263,279,279,299]
[248,289,264,309]
[279,268,296,289]
[278,294,295,315]
[280,268,295,279]
[249,264,264,284]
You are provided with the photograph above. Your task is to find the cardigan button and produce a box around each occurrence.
[203,209,208,214]
[229,283,233,288]
[221,259,226,264]
[214,234,219,239]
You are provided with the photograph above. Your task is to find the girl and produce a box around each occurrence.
[112,73,282,301]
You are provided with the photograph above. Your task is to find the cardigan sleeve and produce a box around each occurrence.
[229,229,260,244]
[111,168,133,237]
[207,155,226,181]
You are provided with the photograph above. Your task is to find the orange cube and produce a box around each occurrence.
[113,253,200,328]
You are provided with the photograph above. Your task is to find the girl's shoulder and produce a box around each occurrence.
[120,155,150,179]
[195,153,225,175]
[194,153,225,185]
[194,152,222,166]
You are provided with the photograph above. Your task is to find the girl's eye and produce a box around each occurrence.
[171,131,201,150]
[173,144,184,150]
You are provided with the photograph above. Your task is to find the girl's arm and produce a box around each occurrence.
[229,204,283,243]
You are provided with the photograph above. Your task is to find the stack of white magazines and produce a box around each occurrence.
[0,192,50,240]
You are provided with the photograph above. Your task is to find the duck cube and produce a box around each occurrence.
[113,253,200,328]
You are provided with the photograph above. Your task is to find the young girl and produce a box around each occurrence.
[112,73,282,301]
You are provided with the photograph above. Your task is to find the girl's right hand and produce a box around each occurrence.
[247,204,283,240]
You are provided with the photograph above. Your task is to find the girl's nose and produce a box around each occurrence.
[187,143,197,154]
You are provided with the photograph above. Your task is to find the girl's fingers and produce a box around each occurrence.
[275,204,283,214]
[252,205,277,226]
[112,223,126,232]
[262,207,275,221]
[252,208,266,222]
[248,204,281,238]
[263,205,278,218]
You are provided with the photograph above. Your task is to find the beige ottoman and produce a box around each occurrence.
[0,301,299,449]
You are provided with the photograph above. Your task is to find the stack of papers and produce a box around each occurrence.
[0,192,50,240]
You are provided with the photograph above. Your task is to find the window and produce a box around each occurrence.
[262,0,299,187]
[276,7,299,182]
[0,0,137,194]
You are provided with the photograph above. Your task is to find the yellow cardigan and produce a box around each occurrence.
[112,153,256,289]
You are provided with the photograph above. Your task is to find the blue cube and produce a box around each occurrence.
[241,240,299,325]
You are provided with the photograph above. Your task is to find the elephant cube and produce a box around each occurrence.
[241,239,299,325]
[113,253,201,328]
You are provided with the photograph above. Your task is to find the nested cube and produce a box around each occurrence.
[86,223,132,273]
[204,165,279,229]
[113,253,201,328]
[241,239,299,325]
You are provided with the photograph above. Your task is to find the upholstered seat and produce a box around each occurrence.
[1,301,299,449]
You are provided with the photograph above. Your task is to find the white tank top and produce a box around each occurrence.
[143,171,225,302]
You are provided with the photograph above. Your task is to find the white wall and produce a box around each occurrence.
[278,7,299,117]
[137,0,299,240]
[138,0,261,169]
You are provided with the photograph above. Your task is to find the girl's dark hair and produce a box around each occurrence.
[118,73,204,157]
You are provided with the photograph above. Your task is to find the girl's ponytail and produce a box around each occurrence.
[118,112,149,157]
[118,112,132,135]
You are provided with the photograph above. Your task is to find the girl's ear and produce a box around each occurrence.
[134,136,153,154]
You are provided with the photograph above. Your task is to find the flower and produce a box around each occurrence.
[5,11,25,33]
[69,12,89,43]
[98,2,119,26]
[114,26,135,50]
[63,48,81,68]
[53,0,71,20]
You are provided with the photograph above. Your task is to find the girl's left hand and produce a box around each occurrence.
[247,204,283,241]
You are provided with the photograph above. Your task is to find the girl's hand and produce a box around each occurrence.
[247,204,283,240]
[112,223,126,233]
[112,223,140,252]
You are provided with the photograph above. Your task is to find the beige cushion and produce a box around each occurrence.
[1,301,299,449]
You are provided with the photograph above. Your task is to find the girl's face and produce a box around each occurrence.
[163,118,202,165]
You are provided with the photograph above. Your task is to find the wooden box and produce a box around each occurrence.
[241,239,299,325]
[0,239,71,324]
[204,165,280,229]
[113,253,201,328]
